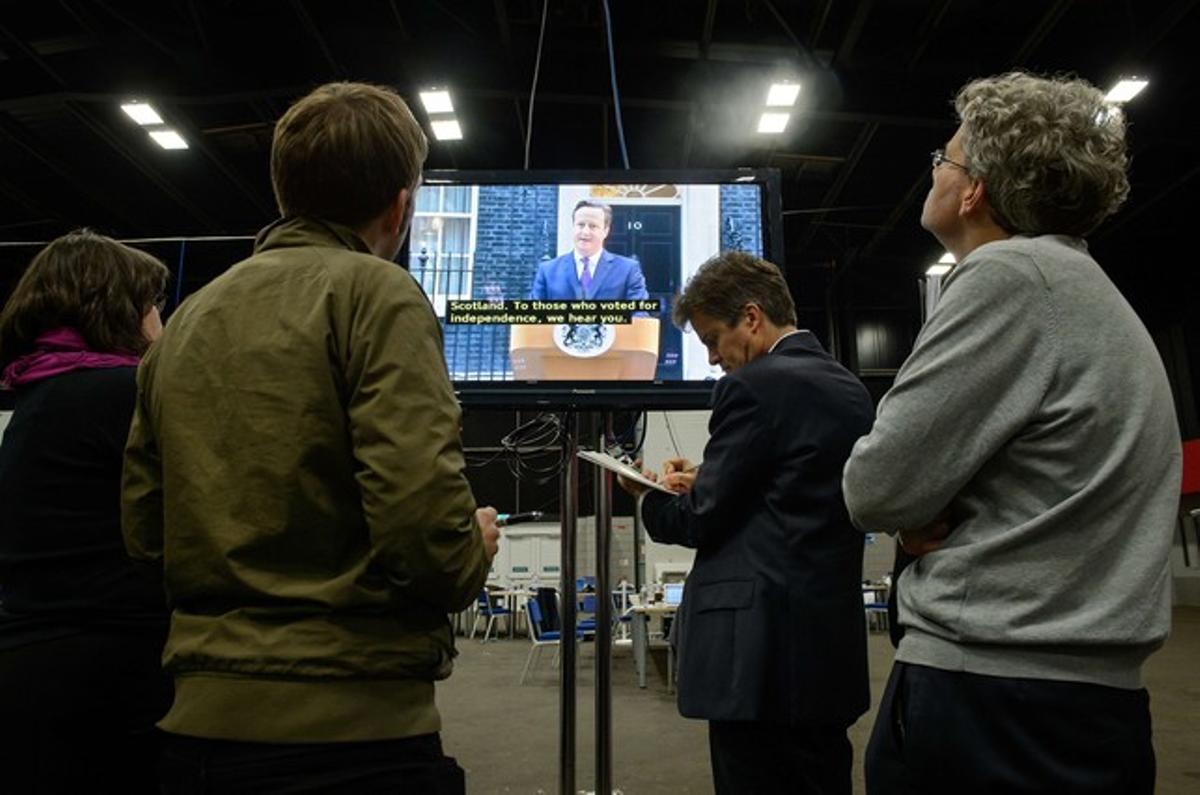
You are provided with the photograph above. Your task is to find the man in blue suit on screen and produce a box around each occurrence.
[528,200,649,300]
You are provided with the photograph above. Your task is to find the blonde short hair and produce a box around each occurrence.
[271,82,429,228]
[955,72,1129,237]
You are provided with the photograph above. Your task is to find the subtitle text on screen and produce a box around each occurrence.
[446,299,661,325]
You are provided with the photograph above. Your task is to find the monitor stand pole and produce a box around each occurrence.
[557,411,617,795]
[594,413,614,795]
[558,411,578,795]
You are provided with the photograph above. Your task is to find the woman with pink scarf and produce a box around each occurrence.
[0,230,171,793]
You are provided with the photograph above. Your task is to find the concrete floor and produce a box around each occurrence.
[439,606,1200,794]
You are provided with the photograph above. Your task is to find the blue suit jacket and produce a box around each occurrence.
[528,250,649,301]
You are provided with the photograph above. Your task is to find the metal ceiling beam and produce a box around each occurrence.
[158,103,276,221]
[908,0,955,71]
[57,0,103,39]
[0,175,62,229]
[701,0,718,60]
[863,166,930,258]
[64,101,220,230]
[0,112,143,232]
[459,86,949,128]
[833,0,875,69]
[1098,161,1200,241]
[797,122,879,251]
[814,0,954,259]
[388,0,412,41]
[94,1,182,63]
[682,0,719,168]
[0,84,952,130]
[491,0,529,148]
[494,0,513,53]
[1126,0,1198,62]
[429,0,481,38]
[656,40,799,64]
[1009,0,1073,65]
[0,22,68,87]
[290,0,347,79]
[187,0,211,54]
[810,0,834,50]
[759,0,820,70]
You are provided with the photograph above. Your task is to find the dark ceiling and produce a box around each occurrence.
[0,1,1197,351]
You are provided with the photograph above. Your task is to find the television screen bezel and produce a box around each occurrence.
[410,167,784,409]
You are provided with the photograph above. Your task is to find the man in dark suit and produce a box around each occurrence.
[528,200,649,300]
[618,251,873,795]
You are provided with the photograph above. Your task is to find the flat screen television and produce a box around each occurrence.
[404,168,784,409]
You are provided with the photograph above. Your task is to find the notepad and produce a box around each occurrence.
[576,450,676,494]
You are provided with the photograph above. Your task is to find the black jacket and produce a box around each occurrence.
[0,367,167,645]
[641,331,873,726]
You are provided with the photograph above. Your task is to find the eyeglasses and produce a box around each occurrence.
[931,149,970,173]
[152,292,168,312]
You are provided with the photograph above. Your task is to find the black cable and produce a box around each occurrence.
[523,0,550,170]
[605,410,646,455]
[662,411,683,459]
[173,239,186,309]
[600,0,630,169]
[495,412,570,485]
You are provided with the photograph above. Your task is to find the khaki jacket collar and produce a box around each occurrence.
[254,216,373,256]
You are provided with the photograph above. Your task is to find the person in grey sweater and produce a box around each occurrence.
[843,72,1181,795]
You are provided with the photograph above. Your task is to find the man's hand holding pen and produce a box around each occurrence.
[661,456,698,494]
[616,456,700,497]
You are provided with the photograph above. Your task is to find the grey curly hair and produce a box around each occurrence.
[955,72,1129,237]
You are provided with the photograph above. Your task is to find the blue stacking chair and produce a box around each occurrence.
[520,597,588,684]
[577,593,599,634]
[469,589,511,642]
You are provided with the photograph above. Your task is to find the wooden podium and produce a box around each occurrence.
[509,317,660,380]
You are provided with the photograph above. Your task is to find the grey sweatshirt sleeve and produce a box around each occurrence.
[842,251,1056,532]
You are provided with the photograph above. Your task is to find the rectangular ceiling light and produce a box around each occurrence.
[1104,78,1148,103]
[121,101,163,126]
[766,82,801,107]
[420,89,454,115]
[430,118,463,141]
[926,264,953,276]
[149,129,189,150]
[756,112,790,134]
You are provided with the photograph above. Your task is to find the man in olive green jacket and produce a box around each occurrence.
[123,83,498,792]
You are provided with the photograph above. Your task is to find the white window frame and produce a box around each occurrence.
[412,185,478,317]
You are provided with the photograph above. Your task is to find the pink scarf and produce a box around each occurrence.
[1,327,141,389]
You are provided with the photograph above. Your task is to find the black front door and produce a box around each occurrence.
[606,205,683,380]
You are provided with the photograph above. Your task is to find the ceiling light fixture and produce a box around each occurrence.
[420,89,454,115]
[121,101,164,126]
[756,112,790,134]
[766,82,801,107]
[430,119,463,141]
[1104,78,1148,103]
[148,129,189,150]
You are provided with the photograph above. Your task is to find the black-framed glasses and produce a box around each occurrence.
[931,149,970,173]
